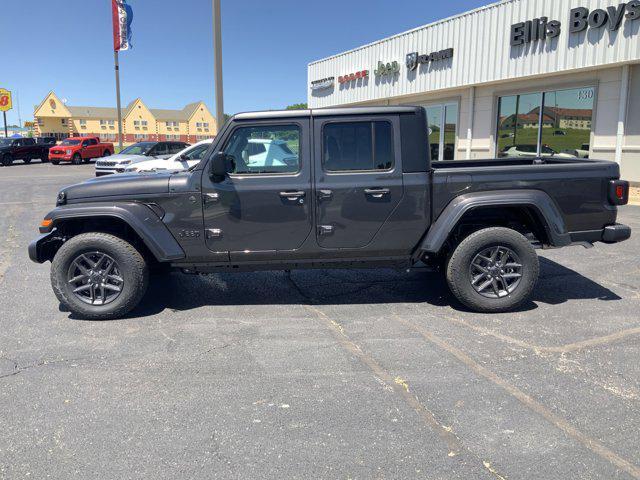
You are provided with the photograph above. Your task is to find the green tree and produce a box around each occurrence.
[285,103,308,110]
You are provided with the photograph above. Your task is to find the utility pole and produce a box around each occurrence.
[212,0,224,132]
[114,50,124,150]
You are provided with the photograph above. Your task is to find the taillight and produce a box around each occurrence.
[608,180,629,205]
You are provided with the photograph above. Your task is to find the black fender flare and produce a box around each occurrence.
[419,189,571,253]
[33,202,185,263]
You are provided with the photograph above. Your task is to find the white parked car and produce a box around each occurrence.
[239,139,298,169]
[95,141,189,176]
[500,144,578,159]
[124,139,213,173]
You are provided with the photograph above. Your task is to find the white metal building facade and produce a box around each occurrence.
[308,0,640,182]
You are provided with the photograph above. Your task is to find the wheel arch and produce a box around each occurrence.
[31,203,185,263]
[419,190,571,255]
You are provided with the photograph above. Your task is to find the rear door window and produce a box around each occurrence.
[322,121,394,172]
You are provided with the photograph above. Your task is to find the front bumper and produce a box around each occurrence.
[49,153,73,162]
[95,167,127,176]
[28,231,61,264]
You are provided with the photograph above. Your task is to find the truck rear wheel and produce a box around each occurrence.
[446,227,539,313]
[2,154,13,166]
[72,153,83,165]
[51,233,149,320]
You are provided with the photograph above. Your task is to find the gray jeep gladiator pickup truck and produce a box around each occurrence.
[29,106,631,319]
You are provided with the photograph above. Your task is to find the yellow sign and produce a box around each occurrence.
[0,88,12,112]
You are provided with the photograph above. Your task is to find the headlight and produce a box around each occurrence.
[66,149,72,155]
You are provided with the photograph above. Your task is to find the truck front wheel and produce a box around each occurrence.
[446,227,539,313]
[72,153,83,165]
[51,233,149,320]
[2,154,13,166]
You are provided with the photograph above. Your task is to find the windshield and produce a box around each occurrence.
[120,142,155,155]
[60,139,81,146]
[0,139,14,146]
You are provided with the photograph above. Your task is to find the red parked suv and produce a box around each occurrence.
[49,137,114,165]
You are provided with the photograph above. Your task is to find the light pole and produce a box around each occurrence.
[212,0,225,132]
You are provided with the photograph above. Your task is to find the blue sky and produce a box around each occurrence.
[2,0,489,126]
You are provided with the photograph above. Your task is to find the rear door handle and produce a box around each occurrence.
[318,189,333,200]
[364,188,390,198]
[279,190,306,203]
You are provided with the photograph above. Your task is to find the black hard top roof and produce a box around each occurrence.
[233,105,422,121]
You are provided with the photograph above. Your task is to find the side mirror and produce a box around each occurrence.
[179,153,189,162]
[210,152,233,181]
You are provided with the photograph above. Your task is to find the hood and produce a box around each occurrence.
[60,171,173,202]
[97,153,149,164]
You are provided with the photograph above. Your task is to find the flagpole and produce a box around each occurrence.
[212,0,224,132]
[114,50,123,151]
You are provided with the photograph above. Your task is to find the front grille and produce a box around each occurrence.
[50,149,64,155]
[98,161,117,167]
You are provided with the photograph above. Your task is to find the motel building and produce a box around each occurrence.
[307,0,640,183]
[33,92,217,145]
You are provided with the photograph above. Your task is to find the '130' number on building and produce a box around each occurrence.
[578,89,594,100]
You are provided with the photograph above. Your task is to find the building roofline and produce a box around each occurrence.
[308,0,511,66]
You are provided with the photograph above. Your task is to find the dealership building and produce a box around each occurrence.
[308,0,640,182]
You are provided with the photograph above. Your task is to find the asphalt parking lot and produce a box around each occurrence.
[1,162,639,479]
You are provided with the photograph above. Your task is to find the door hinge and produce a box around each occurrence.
[206,228,222,239]
[318,225,334,236]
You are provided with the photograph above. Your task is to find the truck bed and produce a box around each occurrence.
[430,157,620,233]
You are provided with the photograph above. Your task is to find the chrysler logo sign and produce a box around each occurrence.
[310,77,335,91]
[406,48,454,71]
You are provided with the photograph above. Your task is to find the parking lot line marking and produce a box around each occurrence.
[394,315,640,479]
[304,305,462,456]
[305,305,511,479]
[0,204,23,283]
[437,313,640,354]
[545,326,640,353]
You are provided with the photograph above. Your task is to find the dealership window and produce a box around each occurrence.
[323,121,394,171]
[423,104,458,161]
[497,87,595,158]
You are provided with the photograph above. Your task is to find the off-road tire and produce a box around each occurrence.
[446,227,539,313]
[40,155,49,163]
[23,157,32,164]
[2,154,13,166]
[51,233,149,320]
[72,153,83,165]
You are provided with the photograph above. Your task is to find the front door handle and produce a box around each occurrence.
[279,190,306,202]
[203,192,220,204]
[364,188,391,198]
